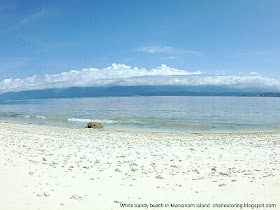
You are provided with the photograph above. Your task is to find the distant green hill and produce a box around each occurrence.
[0,85,278,100]
[243,92,280,97]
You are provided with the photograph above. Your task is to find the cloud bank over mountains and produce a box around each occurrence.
[1,64,280,94]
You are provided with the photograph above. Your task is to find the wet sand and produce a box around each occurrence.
[0,121,279,210]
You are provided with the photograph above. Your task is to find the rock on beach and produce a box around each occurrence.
[87,122,103,129]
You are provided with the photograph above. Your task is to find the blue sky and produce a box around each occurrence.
[0,0,280,92]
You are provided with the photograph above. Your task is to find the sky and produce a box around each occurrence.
[0,0,280,93]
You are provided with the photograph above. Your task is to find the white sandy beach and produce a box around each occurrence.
[0,121,279,210]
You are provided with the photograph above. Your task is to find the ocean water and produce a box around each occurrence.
[1,96,280,133]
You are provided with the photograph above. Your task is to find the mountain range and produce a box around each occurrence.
[0,85,279,100]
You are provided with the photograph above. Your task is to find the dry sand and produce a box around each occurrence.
[0,121,279,210]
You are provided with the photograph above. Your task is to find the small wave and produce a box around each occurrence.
[68,118,92,123]
[120,119,144,124]
[11,114,31,118]
[5,113,32,118]
[68,118,118,124]
[36,115,46,119]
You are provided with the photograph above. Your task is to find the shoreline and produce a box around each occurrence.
[0,121,279,210]
[1,120,280,135]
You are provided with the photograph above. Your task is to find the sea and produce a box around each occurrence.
[1,96,280,133]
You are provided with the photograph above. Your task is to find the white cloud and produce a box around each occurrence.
[249,72,260,75]
[138,46,173,53]
[18,9,46,26]
[0,63,280,94]
[138,46,202,56]
[6,9,46,31]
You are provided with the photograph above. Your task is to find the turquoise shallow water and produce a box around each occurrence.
[1,96,280,132]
